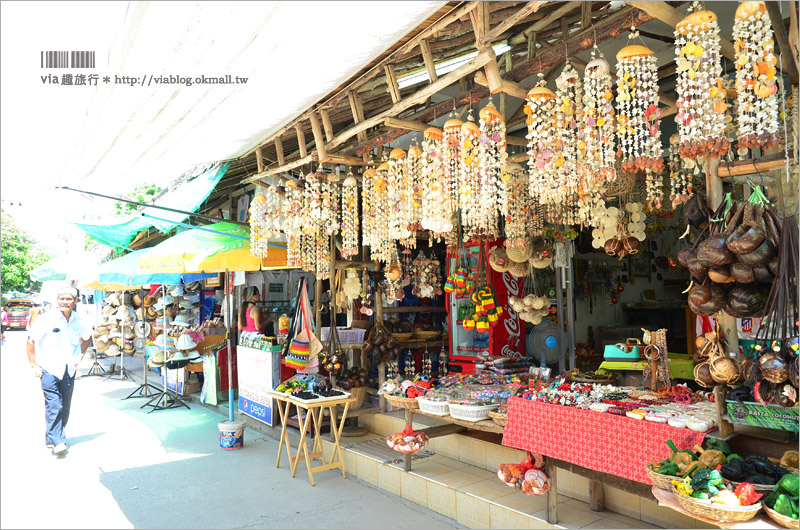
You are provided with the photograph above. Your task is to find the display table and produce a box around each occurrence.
[597,354,695,381]
[270,391,355,486]
[502,396,710,524]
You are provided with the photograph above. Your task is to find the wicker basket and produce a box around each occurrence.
[729,479,778,493]
[384,393,420,410]
[391,332,413,342]
[764,505,800,529]
[671,485,761,523]
[411,330,442,340]
[449,403,500,422]
[336,385,367,410]
[488,410,507,427]
[645,463,679,490]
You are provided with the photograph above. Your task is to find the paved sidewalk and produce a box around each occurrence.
[0,332,463,529]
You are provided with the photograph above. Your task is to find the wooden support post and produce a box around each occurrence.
[582,2,592,30]
[560,13,569,39]
[274,137,285,166]
[473,70,530,100]
[706,156,741,359]
[384,117,429,132]
[384,65,401,104]
[589,480,605,512]
[510,1,581,46]
[790,2,799,78]
[320,109,334,143]
[546,459,558,524]
[309,111,327,162]
[295,123,307,158]
[714,385,736,438]
[348,90,368,144]
[527,31,536,61]
[469,2,490,44]
[255,146,264,174]
[500,92,507,121]
[766,2,799,83]
[420,38,438,83]
[315,268,323,335]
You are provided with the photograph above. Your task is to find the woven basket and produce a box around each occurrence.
[671,485,761,523]
[411,330,442,340]
[336,385,367,410]
[488,410,507,427]
[645,463,679,490]
[764,505,800,529]
[391,332,413,342]
[605,166,636,197]
[384,393,420,410]
[729,479,778,493]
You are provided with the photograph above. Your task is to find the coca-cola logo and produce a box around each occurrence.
[503,272,521,297]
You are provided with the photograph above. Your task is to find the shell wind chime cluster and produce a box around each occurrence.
[526,75,559,207]
[582,46,616,183]
[249,192,270,259]
[420,126,454,236]
[615,28,664,174]
[674,3,730,159]
[341,172,359,258]
[551,63,583,226]
[732,1,781,151]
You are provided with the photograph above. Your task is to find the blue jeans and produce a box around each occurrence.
[41,367,74,446]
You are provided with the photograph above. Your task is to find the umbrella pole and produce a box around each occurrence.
[124,286,159,399]
[225,269,234,422]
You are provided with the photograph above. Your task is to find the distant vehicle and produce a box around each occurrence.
[6,298,34,330]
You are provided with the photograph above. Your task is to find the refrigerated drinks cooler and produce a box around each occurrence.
[447,239,524,374]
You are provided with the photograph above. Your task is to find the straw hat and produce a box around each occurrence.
[123,329,136,340]
[132,293,143,307]
[135,307,144,320]
[506,239,534,262]
[95,325,110,335]
[123,342,135,354]
[148,352,165,368]
[134,321,151,339]
[186,349,201,361]
[123,316,135,328]
[143,295,155,307]
[95,339,109,353]
[176,334,197,350]
[133,337,145,351]
[114,306,131,321]
[172,314,191,328]
[145,306,159,320]
[103,305,116,317]
[106,293,121,307]
[105,343,121,357]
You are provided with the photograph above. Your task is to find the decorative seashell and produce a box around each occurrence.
[343,176,358,187]
[616,44,654,61]
[461,121,480,138]
[555,67,579,90]
[479,104,504,125]
[407,145,422,158]
[443,118,464,132]
[507,260,529,277]
[584,57,610,78]
[424,127,443,140]
[389,148,406,160]
[527,86,556,101]
[676,9,718,34]
[735,1,766,22]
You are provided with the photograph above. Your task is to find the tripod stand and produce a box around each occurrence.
[86,348,106,377]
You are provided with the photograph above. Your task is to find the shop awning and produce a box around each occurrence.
[72,162,231,248]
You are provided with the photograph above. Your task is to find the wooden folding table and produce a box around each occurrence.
[270,391,355,486]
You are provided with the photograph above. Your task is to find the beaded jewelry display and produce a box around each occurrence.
[341,172,359,258]
[526,74,558,205]
[582,45,617,183]
[732,0,781,151]
[248,192,270,259]
[674,3,730,159]
[615,27,664,173]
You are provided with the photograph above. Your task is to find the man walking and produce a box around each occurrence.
[26,286,93,455]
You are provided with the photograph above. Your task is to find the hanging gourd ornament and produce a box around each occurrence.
[732,1,780,151]
[615,29,664,174]
[674,4,729,159]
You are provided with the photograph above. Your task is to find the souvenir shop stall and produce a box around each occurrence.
[232,0,799,522]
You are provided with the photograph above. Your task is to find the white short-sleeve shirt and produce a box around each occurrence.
[28,309,92,378]
[263,271,289,302]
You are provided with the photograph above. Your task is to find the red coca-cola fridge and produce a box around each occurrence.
[447,238,524,374]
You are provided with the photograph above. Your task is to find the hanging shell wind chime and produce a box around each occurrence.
[361,166,376,253]
[668,133,699,208]
[459,111,482,239]
[475,101,506,239]
[674,3,730,159]
[285,182,304,267]
[388,148,412,245]
[249,192,270,259]
[405,142,423,241]
[732,1,781,152]
[615,28,664,174]
[553,63,582,226]
[443,114,464,210]
[526,74,558,205]
[341,172,359,258]
[582,45,617,183]
[420,126,453,236]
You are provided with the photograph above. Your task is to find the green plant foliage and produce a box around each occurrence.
[114,183,162,216]
[1,210,49,293]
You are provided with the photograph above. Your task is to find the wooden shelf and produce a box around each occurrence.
[382,306,447,314]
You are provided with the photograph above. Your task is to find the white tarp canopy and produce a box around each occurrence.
[1,1,444,238]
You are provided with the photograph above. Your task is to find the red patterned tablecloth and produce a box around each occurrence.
[502,397,708,484]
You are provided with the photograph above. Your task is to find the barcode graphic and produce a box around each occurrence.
[40,51,95,68]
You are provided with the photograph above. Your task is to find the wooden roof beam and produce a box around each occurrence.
[477,1,549,48]
[626,1,735,61]
[509,1,582,46]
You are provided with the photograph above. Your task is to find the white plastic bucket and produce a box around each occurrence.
[218,420,245,450]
